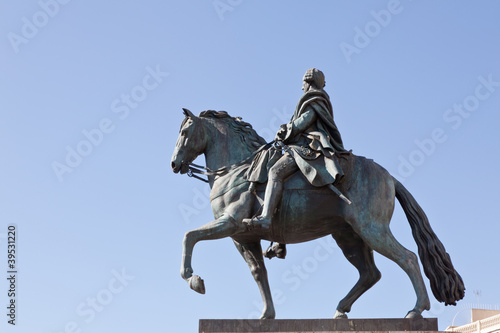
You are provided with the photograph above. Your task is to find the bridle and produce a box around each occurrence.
[182,162,226,183]
[181,140,276,183]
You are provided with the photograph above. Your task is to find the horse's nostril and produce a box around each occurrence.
[171,161,176,169]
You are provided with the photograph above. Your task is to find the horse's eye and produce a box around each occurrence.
[181,129,188,136]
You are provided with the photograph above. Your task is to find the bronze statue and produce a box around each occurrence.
[171,69,464,319]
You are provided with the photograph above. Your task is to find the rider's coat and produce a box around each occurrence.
[247,88,346,187]
[283,88,346,186]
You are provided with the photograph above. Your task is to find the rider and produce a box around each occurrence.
[244,68,347,259]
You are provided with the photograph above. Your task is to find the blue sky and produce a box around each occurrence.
[1,1,499,332]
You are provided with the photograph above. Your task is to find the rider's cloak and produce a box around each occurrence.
[247,88,346,187]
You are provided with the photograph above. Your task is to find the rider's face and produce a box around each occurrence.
[302,80,311,92]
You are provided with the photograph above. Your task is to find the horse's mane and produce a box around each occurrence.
[199,110,266,151]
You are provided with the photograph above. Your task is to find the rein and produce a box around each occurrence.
[184,162,226,183]
[182,140,276,184]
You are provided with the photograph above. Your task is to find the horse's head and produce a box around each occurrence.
[171,108,207,174]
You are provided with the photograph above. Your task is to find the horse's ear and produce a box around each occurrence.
[182,108,196,118]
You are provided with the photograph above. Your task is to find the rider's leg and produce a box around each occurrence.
[251,152,298,228]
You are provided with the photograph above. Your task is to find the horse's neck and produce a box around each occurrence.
[203,119,254,179]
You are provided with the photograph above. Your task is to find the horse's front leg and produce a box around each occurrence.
[233,240,275,319]
[181,214,246,293]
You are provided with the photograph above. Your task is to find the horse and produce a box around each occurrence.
[171,108,464,319]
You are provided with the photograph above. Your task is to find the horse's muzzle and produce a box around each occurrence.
[180,163,189,174]
[171,161,189,174]
[171,161,181,173]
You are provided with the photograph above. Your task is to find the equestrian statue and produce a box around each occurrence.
[171,68,465,319]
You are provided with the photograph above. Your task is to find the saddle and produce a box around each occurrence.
[209,149,357,202]
[253,149,356,194]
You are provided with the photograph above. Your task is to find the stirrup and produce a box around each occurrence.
[242,216,271,230]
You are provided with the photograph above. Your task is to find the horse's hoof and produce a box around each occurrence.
[405,310,423,319]
[333,310,348,319]
[187,275,205,294]
[259,310,276,319]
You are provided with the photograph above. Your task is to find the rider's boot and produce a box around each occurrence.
[243,179,282,229]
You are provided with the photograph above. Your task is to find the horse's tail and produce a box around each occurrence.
[393,178,465,305]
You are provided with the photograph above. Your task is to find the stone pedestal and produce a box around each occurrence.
[199,318,439,333]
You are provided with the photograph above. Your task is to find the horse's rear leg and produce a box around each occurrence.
[332,231,381,319]
[356,224,430,318]
[181,215,245,293]
[233,240,275,319]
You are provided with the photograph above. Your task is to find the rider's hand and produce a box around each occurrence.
[275,125,287,141]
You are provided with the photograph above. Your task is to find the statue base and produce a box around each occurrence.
[199,318,439,333]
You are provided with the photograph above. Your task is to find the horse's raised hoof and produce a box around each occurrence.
[405,310,423,319]
[187,275,205,294]
[333,310,348,319]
